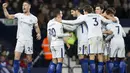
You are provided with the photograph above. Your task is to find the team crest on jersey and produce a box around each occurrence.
[30,19,33,22]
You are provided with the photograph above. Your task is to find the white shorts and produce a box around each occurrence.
[78,42,88,55]
[15,40,33,54]
[50,45,65,58]
[109,38,125,58]
[88,37,103,54]
[104,42,110,56]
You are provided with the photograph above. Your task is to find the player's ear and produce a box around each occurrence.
[101,10,104,13]
[29,4,31,9]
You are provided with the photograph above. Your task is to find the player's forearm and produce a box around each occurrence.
[105,15,117,22]
[62,20,75,25]
[3,8,14,19]
[3,8,9,18]
[62,19,83,25]
[63,37,68,43]
[35,25,41,35]
[57,33,70,38]
[100,15,113,24]
[63,24,77,31]
[102,17,113,24]
[103,30,113,35]
[105,34,114,41]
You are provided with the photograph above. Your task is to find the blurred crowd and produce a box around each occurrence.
[0,0,130,28]
[0,0,130,71]
[0,44,27,73]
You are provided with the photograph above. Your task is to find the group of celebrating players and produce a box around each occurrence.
[2,0,126,73]
[47,3,126,73]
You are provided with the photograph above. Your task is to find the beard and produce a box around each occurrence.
[23,9,28,13]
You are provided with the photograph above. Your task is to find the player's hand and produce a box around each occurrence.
[66,43,70,49]
[36,33,41,40]
[2,3,8,9]
[102,11,107,17]
[69,33,73,37]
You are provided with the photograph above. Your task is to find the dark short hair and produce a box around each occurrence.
[105,7,116,15]
[95,4,104,10]
[53,8,61,17]
[83,5,93,13]
[23,0,31,5]
[71,6,82,12]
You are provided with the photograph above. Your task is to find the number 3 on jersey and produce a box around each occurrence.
[48,28,56,37]
[93,18,98,26]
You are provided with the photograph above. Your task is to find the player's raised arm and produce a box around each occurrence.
[63,24,78,31]
[34,23,41,40]
[57,32,72,49]
[2,3,15,19]
[103,30,113,35]
[62,16,85,25]
[101,8,117,23]
[114,16,120,24]
[57,32,71,38]
[104,15,117,22]
[99,15,113,24]
[103,24,113,35]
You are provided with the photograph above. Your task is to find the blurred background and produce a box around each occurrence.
[0,0,130,73]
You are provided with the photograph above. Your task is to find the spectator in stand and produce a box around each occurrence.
[7,59,13,73]
[125,30,130,56]
[1,46,9,56]
[121,0,129,18]
[49,3,57,19]
[51,0,67,5]
[40,4,50,28]
[73,0,79,6]
[125,30,130,73]
[37,10,45,28]
[128,0,130,18]
[0,55,10,73]
[31,0,40,16]
[20,57,27,69]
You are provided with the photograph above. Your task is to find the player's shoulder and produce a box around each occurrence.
[77,14,85,19]
[114,16,120,24]
[48,19,55,24]
[14,13,23,17]
[114,16,119,20]
[47,19,55,27]
[30,14,37,19]
[86,13,100,17]
[15,13,22,15]
[79,14,84,17]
